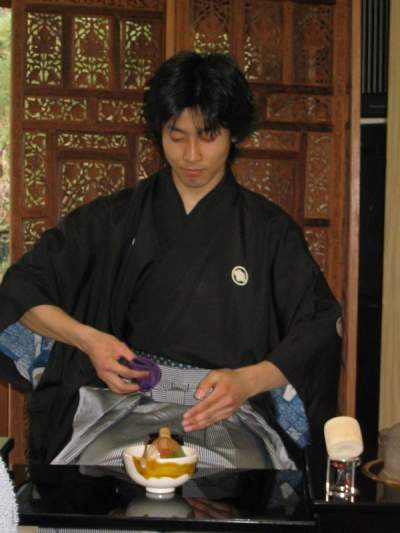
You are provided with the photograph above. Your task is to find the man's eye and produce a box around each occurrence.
[200,132,217,142]
[170,134,184,142]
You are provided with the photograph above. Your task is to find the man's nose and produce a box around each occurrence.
[183,138,202,162]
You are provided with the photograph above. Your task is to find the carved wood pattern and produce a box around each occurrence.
[305,132,332,219]
[191,0,231,53]
[58,132,128,150]
[304,227,328,274]
[26,12,63,86]
[25,96,88,121]
[122,19,163,89]
[136,136,160,180]
[98,99,144,124]
[15,1,164,260]
[73,15,111,89]
[23,219,47,252]
[293,3,333,86]
[24,0,164,8]
[244,0,283,83]
[234,158,297,216]
[60,160,126,215]
[240,129,300,152]
[23,132,48,209]
[266,94,332,123]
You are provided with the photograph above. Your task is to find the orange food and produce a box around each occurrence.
[133,457,196,479]
[147,427,185,459]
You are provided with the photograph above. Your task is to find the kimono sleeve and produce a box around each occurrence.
[266,214,342,401]
[0,197,109,332]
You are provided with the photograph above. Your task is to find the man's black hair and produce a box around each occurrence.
[143,51,257,162]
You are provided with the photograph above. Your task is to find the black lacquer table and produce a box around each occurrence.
[12,452,400,532]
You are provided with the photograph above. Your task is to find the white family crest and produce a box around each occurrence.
[231,266,249,286]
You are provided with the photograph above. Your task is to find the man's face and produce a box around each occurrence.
[161,108,231,201]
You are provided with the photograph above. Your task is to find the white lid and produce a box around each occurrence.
[324,416,364,460]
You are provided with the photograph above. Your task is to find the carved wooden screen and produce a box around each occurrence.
[11,0,165,258]
[173,0,352,409]
[7,0,166,462]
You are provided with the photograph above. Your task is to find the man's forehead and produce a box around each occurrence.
[165,108,216,132]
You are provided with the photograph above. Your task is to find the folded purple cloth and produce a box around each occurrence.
[122,355,161,392]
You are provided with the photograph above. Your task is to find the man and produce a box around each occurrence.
[0,52,341,464]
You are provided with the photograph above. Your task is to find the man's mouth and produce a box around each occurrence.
[183,168,204,177]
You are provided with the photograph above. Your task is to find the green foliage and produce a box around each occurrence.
[0,8,11,151]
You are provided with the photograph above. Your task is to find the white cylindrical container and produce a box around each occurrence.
[324,416,364,460]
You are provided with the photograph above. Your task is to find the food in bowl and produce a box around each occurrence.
[142,427,185,462]
[133,454,196,479]
[122,440,198,495]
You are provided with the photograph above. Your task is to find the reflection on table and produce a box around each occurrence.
[16,463,313,530]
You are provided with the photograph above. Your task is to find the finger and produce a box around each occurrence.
[116,343,136,362]
[194,372,220,400]
[116,365,149,381]
[183,405,232,432]
[184,386,226,420]
[106,373,141,394]
[112,359,149,380]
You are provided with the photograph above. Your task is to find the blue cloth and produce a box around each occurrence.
[0,322,310,447]
[270,386,311,448]
[0,322,54,383]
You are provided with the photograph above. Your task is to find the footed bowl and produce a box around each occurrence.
[122,444,198,496]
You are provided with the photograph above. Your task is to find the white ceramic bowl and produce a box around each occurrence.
[122,444,198,495]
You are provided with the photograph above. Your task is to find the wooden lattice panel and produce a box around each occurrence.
[243,0,284,83]
[191,0,231,53]
[24,0,164,9]
[72,16,112,89]
[57,132,128,150]
[293,3,333,86]
[234,157,297,217]
[26,12,63,86]
[304,227,329,274]
[241,129,301,152]
[60,160,127,215]
[136,136,160,180]
[23,219,47,252]
[265,94,332,124]
[122,19,163,89]
[13,1,166,257]
[305,132,332,219]
[23,132,48,209]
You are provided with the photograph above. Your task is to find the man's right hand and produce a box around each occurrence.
[21,304,148,394]
[81,328,148,394]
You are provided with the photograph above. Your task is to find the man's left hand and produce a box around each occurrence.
[182,368,252,432]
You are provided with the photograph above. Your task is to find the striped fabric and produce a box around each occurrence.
[52,362,297,471]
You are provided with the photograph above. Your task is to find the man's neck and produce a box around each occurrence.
[172,181,212,214]
[171,174,226,215]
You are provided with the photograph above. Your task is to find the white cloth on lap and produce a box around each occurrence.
[0,456,19,532]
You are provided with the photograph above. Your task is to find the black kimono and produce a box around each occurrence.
[0,168,341,462]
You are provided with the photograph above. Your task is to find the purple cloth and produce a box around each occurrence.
[124,355,161,391]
